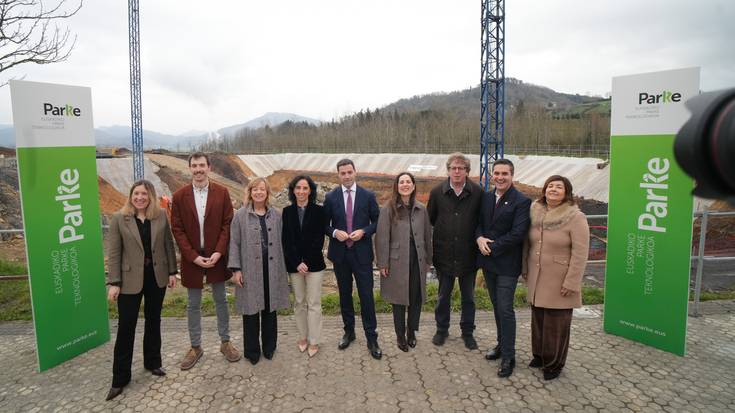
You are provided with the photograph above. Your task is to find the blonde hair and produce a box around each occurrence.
[120,180,161,219]
[246,177,271,208]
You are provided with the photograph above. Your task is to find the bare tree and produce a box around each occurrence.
[0,0,82,86]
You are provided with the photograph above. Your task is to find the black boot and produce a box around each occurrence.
[396,334,409,352]
[407,330,417,348]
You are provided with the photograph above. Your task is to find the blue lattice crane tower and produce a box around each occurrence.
[480,0,505,190]
[128,0,144,180]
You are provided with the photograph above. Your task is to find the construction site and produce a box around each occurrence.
[0,149,733,292]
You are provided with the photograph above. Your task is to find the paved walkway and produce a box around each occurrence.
[1,302,734,412]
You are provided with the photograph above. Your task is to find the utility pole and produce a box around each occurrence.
[128,0,144,180]
[480,0,505,189]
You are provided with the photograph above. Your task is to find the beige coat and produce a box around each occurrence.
[523,201,589,309]
[106,211,178,294]
[375,202,433,306]
[228,205,290,315]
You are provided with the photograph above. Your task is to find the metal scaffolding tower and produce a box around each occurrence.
[480,0,505,190]
[128,0,144,180]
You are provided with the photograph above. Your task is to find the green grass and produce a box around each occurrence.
[0,280,33,321]
[1,255,733,321]
[0,260,27,276]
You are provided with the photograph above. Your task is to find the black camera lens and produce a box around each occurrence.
[674,89,735,203]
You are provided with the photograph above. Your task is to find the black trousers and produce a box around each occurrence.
[334,249,378,341]
[483,270,519,360]
[393,241,422,337]
[242,310,278,361]
[112,269,166,387]
[434,271,476,335]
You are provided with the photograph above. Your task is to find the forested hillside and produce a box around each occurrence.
[200,78,611,157]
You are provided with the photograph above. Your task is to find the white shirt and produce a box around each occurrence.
[451,181,466,197]
[332,183,357,238]
[193,182,209,249]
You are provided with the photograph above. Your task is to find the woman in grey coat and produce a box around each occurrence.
[375,172,433,352]
[228,177,289,364]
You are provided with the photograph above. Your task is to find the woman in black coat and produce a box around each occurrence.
[281,175,327,357]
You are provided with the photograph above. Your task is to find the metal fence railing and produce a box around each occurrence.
[1,209,733,317]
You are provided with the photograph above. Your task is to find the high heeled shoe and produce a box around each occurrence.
[307,345,319,357]
[105,386,123,401]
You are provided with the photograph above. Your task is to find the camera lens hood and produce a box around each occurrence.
[674,89,735,200]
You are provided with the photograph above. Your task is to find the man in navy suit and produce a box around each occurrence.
[324,159,382,359]
[476,159,531,378]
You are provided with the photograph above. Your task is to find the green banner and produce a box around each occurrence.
[11,81,110,371]
[604,135,693,355]
[603,68,699,356]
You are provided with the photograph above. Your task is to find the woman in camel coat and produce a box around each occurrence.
[523,175,589,381]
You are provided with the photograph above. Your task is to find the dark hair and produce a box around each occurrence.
[336,158,355,171]
[287,175,317,205]
[539,175,575,205]
[188,152,210,166]
[492,158,514,175]
[390,172,417,222]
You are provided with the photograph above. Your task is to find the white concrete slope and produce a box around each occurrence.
[96,157,171,198]
[237,153,611,202]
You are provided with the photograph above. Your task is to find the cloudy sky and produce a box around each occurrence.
[1,0,733,135]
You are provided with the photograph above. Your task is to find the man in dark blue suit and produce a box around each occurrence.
[476,159,531,378]
[324,159,382,359]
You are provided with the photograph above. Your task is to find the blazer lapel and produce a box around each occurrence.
[185,184,197,223]
[150,214,160,248]
[336,187,346,224]
[203,183,215,227]
[301,203,312,233]
[123,215,144,252]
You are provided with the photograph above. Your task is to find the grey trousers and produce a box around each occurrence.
[187,281,230,347]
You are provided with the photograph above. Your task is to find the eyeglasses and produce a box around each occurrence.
[448,166,467,172]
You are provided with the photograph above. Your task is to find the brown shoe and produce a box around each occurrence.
[220,341,241,362]
[180,346,203,370]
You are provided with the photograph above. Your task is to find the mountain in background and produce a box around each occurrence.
[218,112,322,137]
[1,81,609,150]
[95,126,203,150]
[382,78,607,116]
[0,125,12,148]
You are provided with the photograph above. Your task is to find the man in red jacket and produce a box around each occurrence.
[171,152,241,369]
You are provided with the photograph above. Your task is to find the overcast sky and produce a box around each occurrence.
[1,0,733,135]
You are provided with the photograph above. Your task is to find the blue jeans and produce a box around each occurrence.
[483,270,519,359]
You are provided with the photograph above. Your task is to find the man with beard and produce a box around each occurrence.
[171,152,241,369]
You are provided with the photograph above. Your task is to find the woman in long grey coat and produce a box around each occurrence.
[228,177,289,365]
[522,175,589,381]
[376,172,433,352]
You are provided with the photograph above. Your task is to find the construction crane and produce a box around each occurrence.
[128,0,144,180]
[480,0,505,190]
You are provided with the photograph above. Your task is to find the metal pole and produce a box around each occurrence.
[692,204,708,317]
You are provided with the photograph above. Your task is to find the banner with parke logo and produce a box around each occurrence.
[604,68,699,356]
[10,80,109,371]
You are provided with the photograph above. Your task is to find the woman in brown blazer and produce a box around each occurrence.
[522,175,589,381]
[105,180,178,400]
[376,172,432,352]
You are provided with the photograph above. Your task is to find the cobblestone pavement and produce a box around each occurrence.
[1,301,734,412]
